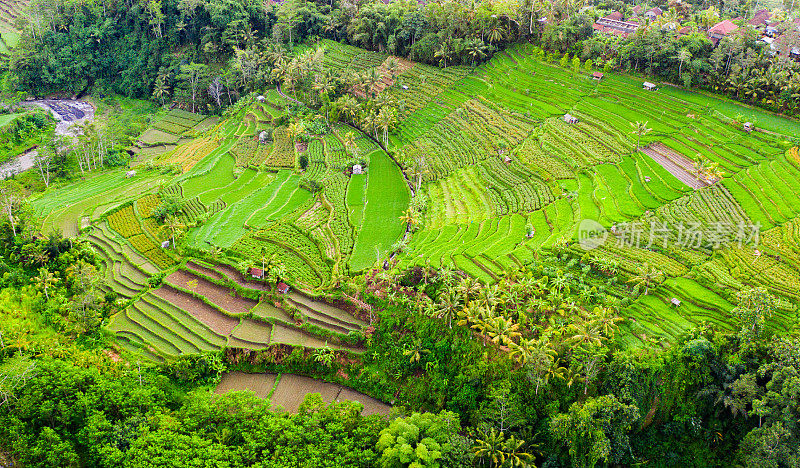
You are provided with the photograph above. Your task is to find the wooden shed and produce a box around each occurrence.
[563,113,578,124]
[592,72,604,80]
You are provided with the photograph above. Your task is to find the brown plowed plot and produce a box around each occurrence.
[213,263,270,291]
[152,285,239,335]
[337,388,391,416]
[269,374,343,413]
[185,261,226,282]
[215,371,276,398]
[215,372,391,415]
[166,270,257,315]
[641,144,707,189]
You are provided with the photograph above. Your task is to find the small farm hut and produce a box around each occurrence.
[126,170,137,178]
[257,95,266,102]
[671,298,682,307]
[277,282,290,294]
[249,267,264,279]
[563,113,578,124]
[352,164,363,174]
[592,72,604,80]
[160,240,170,249]
[643,82,657,91]
[743,122,754,132]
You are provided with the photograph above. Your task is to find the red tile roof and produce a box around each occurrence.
[708,19,739,36]
[248,267,264,277]
[277,282,290,294]
[605,11,624,21]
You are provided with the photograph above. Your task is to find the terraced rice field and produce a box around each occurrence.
[165,269,257,315]
[38,39,793,352]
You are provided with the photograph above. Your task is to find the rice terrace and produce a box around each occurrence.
[3,0,800,465]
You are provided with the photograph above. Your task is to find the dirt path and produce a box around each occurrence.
[640,144,707,189]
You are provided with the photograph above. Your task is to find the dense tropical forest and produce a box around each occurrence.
[1,0,800,466]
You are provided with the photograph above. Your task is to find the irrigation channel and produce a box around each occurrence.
[0,99,95,179]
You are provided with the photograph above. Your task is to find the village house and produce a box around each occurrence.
[248,267,264,279]
[645,7,663,21]
[593,11,640,38]
[707,19,739,46]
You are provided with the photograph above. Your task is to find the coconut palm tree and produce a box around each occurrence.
[161,215,186,250]
[433,289,461,328]
[630,121,652,151]
[399,208,419,227]
[376,106,397,147]
[589,306,624,339]
[456,276,481,301]
[472,428,507,467]
[627,263,663,295]
[385,56,400,81]
[152,76,171,106]
[502,435,535,468]
[403,338,430,364]
[510,337,557,394]
[485,315,522,348]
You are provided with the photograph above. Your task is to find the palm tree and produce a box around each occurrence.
[589,306,624,339]
[630,121,652,151]
[627,263,663,295]
[376,106,397,147]
[456,276,481,301]
[161,215,185,250]
[152,76,171,106]
[502,435,535,468]
[487,26,505,44]
[485,315,522,348]
[511,337,557,394]
[433,289,461,329]
[467,39,487,66]
[337,95,360,125]
[473,429,507,467]
[385,56,400,81]
[399,208,419,228]
[434,42,453,67]
[33,267,59,300]
[403,338,429,363]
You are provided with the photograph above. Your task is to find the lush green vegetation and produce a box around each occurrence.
[2,0,800,463]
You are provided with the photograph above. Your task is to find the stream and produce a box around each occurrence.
[0,99,95,179]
